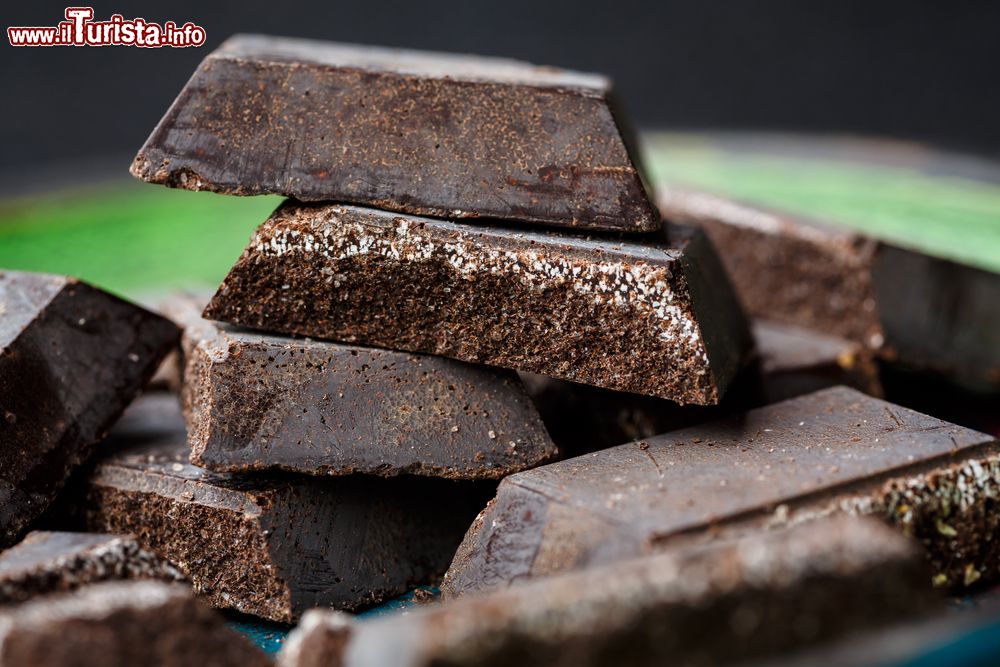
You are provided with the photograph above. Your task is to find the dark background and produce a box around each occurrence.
[3,0,999,181]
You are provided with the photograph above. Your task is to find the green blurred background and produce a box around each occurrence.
[2,133,999,301]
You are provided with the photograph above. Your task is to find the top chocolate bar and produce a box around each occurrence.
[130,34,659,232]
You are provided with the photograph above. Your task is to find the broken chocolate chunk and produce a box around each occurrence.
[184,320,555,478]
[81,394,490,622]
[0,531,183,604]
[0,581,270,667]
[0,271,179,547]
[131,34,659,232]
[204,203,752,405]
[658,186,1000,389]
[281,518,939,667]
[443,386,1000,597]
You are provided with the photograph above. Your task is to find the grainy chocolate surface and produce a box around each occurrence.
[0,531,184,605]
[82,394,490,622]
[204,203,752,405]
[659,186,1000,388]
[282,518,938,667]
[0,271,179,547]
[0,581,270,667]
[443,386,1000,597]
[184,320,555,478]
[131,34,658,232]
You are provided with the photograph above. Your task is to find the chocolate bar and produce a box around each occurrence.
[184,320,555,478]
[0,581,269,667]
[204,203,752,405]
[131,34,659,232]
[521,321,880,456]
[443,386,1000,597]
[0,271,179,547]
[81,394,490,622]
[281,518,939,667]
[659,186,1000,389]
[0,531,183,604]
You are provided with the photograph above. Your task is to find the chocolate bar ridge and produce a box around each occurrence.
[204,203,752,404]
[443,386,1000,597]
[131,34,659,232]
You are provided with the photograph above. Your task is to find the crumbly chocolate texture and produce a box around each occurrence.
[184,320,555,478]
[0,531,184,604]
[0,581,270,667]
[82,394,490,622]
[443,386,1000,597]
[0,271,179,547]
[130,34,658,232]
[520,321,880,456]
[281,517,939,667]
[658,186,1000,389]
[204,203,752,405]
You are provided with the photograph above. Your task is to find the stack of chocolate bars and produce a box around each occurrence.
[1,34,999,667]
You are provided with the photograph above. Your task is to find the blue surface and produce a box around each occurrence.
[227,588,431,655]
[227,614,291,655]
[899,618,1000,667]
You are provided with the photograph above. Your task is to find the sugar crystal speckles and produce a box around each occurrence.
[253,210,704,350]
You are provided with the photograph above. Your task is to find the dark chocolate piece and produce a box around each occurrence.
[184,320,555,478]
[131,34,658,232]
[658,186,1000,389]
[281,518,939,667]
[520,320,879,456]
[0,271,179,547]
[0,581,270,667]
[81,394,490,622]
[204,203,752,405]
[0,531,183,604]
[443,386,1000,597]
